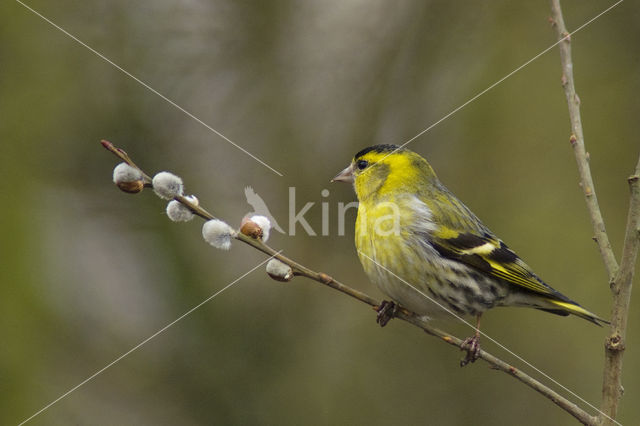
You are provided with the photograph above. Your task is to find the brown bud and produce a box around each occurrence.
[116,180,144,194]
[240,217,263,240]
[318,273,333,284]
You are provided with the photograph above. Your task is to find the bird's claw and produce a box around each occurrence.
[459,335,481,367]
[376,300,398,327]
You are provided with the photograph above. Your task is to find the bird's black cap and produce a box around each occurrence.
[354,144,402,159]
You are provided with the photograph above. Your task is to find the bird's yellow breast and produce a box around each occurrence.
[355,196,425,279]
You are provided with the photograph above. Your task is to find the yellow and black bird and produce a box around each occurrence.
[333,144,607,363]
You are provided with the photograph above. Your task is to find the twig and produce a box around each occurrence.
[548,1,618,281]
[549,2,640,424]
[102,140,597,424]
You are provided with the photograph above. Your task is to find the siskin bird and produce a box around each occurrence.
[333,144,607,364]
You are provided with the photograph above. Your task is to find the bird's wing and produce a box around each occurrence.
[429,227,562,298]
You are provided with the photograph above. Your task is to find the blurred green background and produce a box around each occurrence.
[2,1,639,424]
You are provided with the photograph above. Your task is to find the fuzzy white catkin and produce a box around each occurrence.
[202,219,235,250]
[249,215,271,242]
[266,258,293,281]
[166,195,198,222]
[113,162,143,183]
[152,172,184,199]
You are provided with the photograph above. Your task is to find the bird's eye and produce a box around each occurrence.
[356,160,369,170]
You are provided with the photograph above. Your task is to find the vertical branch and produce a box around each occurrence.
[550,1,640,424]
[549,0,618,280]
[601,157,640,424]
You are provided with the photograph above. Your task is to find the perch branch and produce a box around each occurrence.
[102,139,598,425]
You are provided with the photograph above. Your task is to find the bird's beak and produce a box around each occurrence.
[331,163,354,183]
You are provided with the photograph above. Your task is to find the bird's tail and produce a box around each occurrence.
[540,299,609,326]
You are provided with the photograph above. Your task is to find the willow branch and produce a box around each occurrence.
[550,2,640,425]
[102,139,597,424]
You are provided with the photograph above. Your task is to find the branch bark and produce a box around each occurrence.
[548,0,618,281]
[549,1,640,424]
[102,139,598,425]
[600,156,640,425]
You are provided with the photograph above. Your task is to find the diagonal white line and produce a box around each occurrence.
[365,0,623,170]
[15,0,284,177]
[18,252,281,426]
[358,250,621,425]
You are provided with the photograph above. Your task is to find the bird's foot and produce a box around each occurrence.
[375,300,398,327]
[459,335,481,367]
